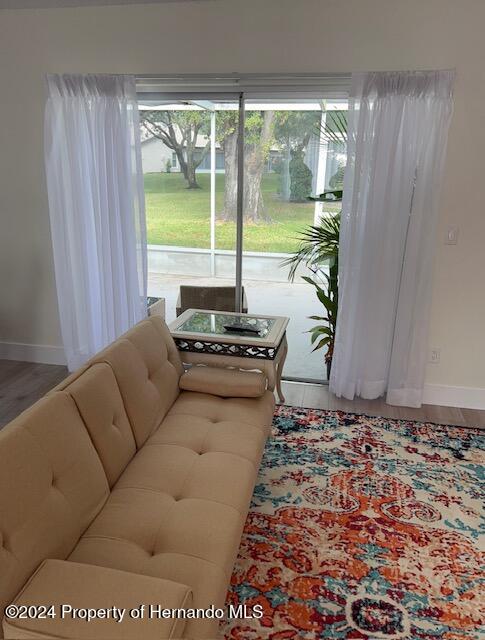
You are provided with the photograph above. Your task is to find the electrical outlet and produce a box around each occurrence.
[429,348,441,364]
[445,225,459,245]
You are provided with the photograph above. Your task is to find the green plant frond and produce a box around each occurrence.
[309,325,332,336]
[308,189,343,202]
[334,110,348,138]
[312,336,331,352]
[309,323,332,333]
[315,110,348,146]
[282,214,340,282]
[301,275,324,290]
[316,289,337,312]
[319,270,339,291]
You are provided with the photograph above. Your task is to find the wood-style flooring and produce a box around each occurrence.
[280,381,484,429]
[0,360,68,428]
[0,360,483,429]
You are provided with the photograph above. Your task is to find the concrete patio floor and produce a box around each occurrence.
[148,273,329,381]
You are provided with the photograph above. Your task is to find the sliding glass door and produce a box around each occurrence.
[137,76,348,382]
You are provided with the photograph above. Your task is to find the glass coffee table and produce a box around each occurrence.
[169,309,289,402]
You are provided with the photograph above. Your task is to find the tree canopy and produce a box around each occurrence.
[140,110,211,189]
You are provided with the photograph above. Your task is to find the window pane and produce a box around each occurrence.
[241,99,348,382]
[139,100,239,322]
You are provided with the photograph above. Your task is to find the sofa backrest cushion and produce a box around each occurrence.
[64,363,137,487]
[0,393,109,627]
[92,316,183,448]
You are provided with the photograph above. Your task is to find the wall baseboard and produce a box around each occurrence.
[0,341,66,366]
[423,384,485,410]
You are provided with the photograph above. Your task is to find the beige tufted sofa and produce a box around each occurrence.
[0,316,274,639]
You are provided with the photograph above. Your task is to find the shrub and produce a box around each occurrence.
[289,151,313,202]
[329,164,345,190]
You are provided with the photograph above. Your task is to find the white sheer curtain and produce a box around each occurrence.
[330,70,454,407]
[45,74,147,371]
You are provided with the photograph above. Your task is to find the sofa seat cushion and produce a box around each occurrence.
[115,443,257,516]
[179,366,266,397]
[3,559,192,639]
[167,390,275,434]
[69,488,242,639]
[70,484,245,577]
[148,414,266,469]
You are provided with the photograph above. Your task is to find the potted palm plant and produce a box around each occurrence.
[282,192,341,379]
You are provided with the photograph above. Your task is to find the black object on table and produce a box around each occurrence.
[223,324,261,336]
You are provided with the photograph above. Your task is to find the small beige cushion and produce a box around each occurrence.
[179,366,266,398]
[3,559,192,639]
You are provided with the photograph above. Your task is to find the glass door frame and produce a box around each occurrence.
[234,92,245,313]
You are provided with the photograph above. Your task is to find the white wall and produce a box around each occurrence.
[141,137,177,173]
[0,0,484,402]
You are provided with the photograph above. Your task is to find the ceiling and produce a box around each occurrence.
[0,0,212,8]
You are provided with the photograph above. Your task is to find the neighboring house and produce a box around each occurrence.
[140,134,226,174]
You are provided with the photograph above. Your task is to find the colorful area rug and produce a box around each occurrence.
[224,407,484,640]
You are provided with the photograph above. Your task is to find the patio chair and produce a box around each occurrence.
[176,285,248,316]
[147,296,166,320]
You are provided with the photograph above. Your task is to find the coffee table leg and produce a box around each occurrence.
[275,336,288,403]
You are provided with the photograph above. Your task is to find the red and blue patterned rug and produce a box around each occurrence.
[224,406,484,640]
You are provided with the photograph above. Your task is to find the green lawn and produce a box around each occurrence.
[144,172,328,253]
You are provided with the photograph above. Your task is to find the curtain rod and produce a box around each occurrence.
[136,73,351,99]
[136,73,351,82]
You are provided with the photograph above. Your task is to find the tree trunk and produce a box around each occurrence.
[243,111,274,222]
[244,151,265,222]
[175,149,189,182]
[281,138,291,202]
[185,161,200,189]
[220,111,274,222]
[184,129,200,189]
[220,130,238,219]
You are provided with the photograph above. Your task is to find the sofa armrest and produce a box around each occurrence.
[179,365,266,398]
[3,559,192,640]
